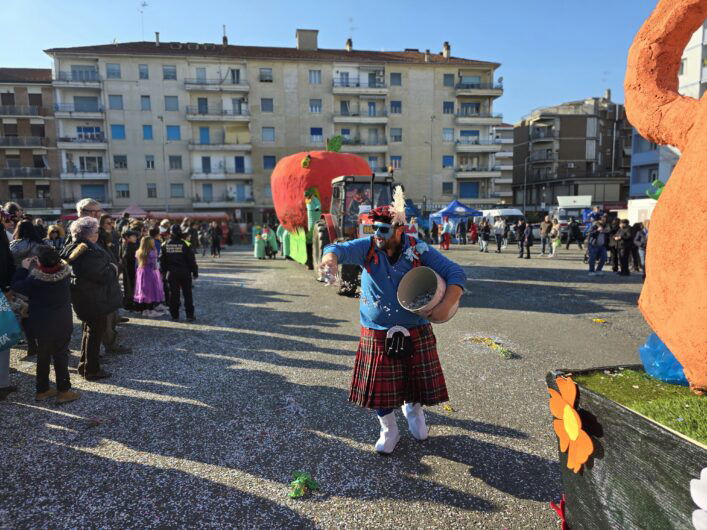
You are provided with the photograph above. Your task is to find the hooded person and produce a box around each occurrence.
[319,187,466,454]
[160,224,198,321]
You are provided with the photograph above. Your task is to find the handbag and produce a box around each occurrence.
[0,291,24,350]
[385,326,414,360]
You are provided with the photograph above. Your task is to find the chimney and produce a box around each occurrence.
[604,88,612,101]
[424,49,430,63]
[222,25,228,46]
[295,29,319,51]
[442,41,451,59]
[155,32,160,47]
[345,38,353,52]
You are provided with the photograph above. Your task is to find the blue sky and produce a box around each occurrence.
[1,0,657,123]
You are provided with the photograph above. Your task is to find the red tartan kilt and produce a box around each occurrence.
[349,324,449,409]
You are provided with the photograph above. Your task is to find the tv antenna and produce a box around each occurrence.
[138,1,148,41]
[347,17,358,40]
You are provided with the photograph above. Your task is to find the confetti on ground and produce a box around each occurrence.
[442,404,455,413]
[465,337,518,360]
[592,318,607,324]
[289,471,319,499]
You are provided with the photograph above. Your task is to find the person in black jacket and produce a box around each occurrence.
[61,217,122,380]
[607,218,621,272]
[565,218,584,250]
[613,219,634,276]
[160,225,198,321]
[120,230,139,311]
[11,247,79,403]
[0,209,17,397]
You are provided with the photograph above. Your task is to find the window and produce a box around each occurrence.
[170,183,184,198]
[259,68,273,82]
[443,101,455,114]
[390,100,402,114]
[106,63,121,79]
[163,65,177,80]
[166,125,181,141]
[442,128,454,142]
[141,95,151,111]
[164,96,178,111]
[28,93,42,107]
[341,128,351,139]
[391,155,402,169]
[261,98,273,112]
[459,181,479,199]
[77,126,101,140]
[442,155,454,168]
[115,183,130,198]
[390,128,402,142]
[442,182,454,195]
[309,69,321,84]
[443,74,454,87]
[680,59,687,75]
[142,125,153,140]
[310,127,323,143]
[168,155,182,170]
[390,73,402,86]
[147,183,157,198]
[81,184,106,203]
[36,185,50,198]
[145,155,155,169]
[78,156,104,172]
[139,64,149,79]
[460,102,480,116]
[309,99,322,113]
[8,185,23,200]
[108,95,123,110]
[262,127,275,142]
[368,156,378,172]
[73,95,100,112]
[110,124,126,140]
[113,155,128,169]
[263,155,276,169]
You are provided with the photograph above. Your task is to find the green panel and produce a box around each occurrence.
[289,228,308,265]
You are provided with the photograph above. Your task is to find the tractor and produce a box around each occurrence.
[312,174,396,296]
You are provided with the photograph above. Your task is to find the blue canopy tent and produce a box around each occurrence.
[429,200,481,226]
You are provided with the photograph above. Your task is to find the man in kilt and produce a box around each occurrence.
[321,205,466,454]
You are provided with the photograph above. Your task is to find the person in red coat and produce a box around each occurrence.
[468,222,478,244]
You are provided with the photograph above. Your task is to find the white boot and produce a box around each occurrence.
[374,412,400,454]
[402,403,429,441]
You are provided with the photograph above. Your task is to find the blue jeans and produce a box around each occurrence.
[541,236,551,254]
[588,246,607,273]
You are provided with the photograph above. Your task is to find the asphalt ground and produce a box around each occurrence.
[0,242,650,528]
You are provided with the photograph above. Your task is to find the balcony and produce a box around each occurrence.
[53,71,101,88]
[332,77,388,95]
[192,193,254,209]
[191,169,253,180]
[63,199,111,210]
[0,167,51,179]
[339,137,388,153]
[333,109,388,124]
[184,78,249,93]
[187,139,250,152]
[455,82,503,98]
[496,150,513,159]
[455,112,503,125]
[54,103,104,119]
[0,105,47,117]
[530,129,556,141]
[454,138,502,153]
[15,198,51,208]
[57,135,107,150]
[494,178,513,185]
[0,136,49,148]
[60,168,110,180]
[529,152,555,163]
[186,106,250,122]
[455,166,502,179]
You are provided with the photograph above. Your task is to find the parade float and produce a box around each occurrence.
[546,1,707,528]
[270,142,371,268]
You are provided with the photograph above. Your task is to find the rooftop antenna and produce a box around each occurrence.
[138,1,148,41]
[347,16,358,40]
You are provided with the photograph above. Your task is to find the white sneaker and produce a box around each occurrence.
[402,403,429,441]
[374,412,400,454]
[155,304,169,312]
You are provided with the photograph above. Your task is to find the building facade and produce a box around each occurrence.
[0,68,61,219]
[512,92,632,212]
[629,21,706,198]
[491,123,513,203]
[45,30,503,220]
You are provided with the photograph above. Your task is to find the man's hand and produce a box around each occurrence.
[428,285,463,322]
[319,253,338,285]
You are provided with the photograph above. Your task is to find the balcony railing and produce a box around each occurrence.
[0,136,48,147]
[194,167,253,175]
[187,138,250,147]
[185,78,248,86]
[455,82,503,90]
[58,134,106,143]
[335,109,388,117]
[531,129,556,140]
[332,77,387,89]
[455,112,503,119]
[54,103,104,113]
[455,138,502,146]
[63,167,107,175]
[0,167,51,178]
[56,71,101,82]
[530,152,555,162]
[186,105,249,117]
[341,137,388,146]
[457,166,501,172]
[193,193,253,203]
[16,198,51,208]
[0,105,44,116]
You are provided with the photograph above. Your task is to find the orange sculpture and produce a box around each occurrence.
[624,0,707,393]
[548,376,594,473]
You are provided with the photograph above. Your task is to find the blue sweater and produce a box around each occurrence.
[324,236,467,330]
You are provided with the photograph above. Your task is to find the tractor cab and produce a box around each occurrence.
[330,175,396,241]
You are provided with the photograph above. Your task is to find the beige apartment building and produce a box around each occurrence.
[492,123,513,203]
[45,30,503,221]
[0,68,61,219]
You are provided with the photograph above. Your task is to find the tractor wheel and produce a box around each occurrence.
[312,220,330,282]
[338,264,360,297]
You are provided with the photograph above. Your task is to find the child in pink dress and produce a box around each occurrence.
[134,237,166,317]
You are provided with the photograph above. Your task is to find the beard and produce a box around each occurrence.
[374,234,401,252]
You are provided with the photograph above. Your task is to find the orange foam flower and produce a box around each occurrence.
[548,376,594,473]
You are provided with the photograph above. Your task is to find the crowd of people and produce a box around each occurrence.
[0,198,210,404]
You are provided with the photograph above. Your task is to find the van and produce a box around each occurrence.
[476,208,527,242]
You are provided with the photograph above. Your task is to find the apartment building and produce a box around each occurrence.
[0,68,60,219]
[491,123,513,203]
[512,92,632,211]
[45,30,503,220]
[629,21,706,198]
